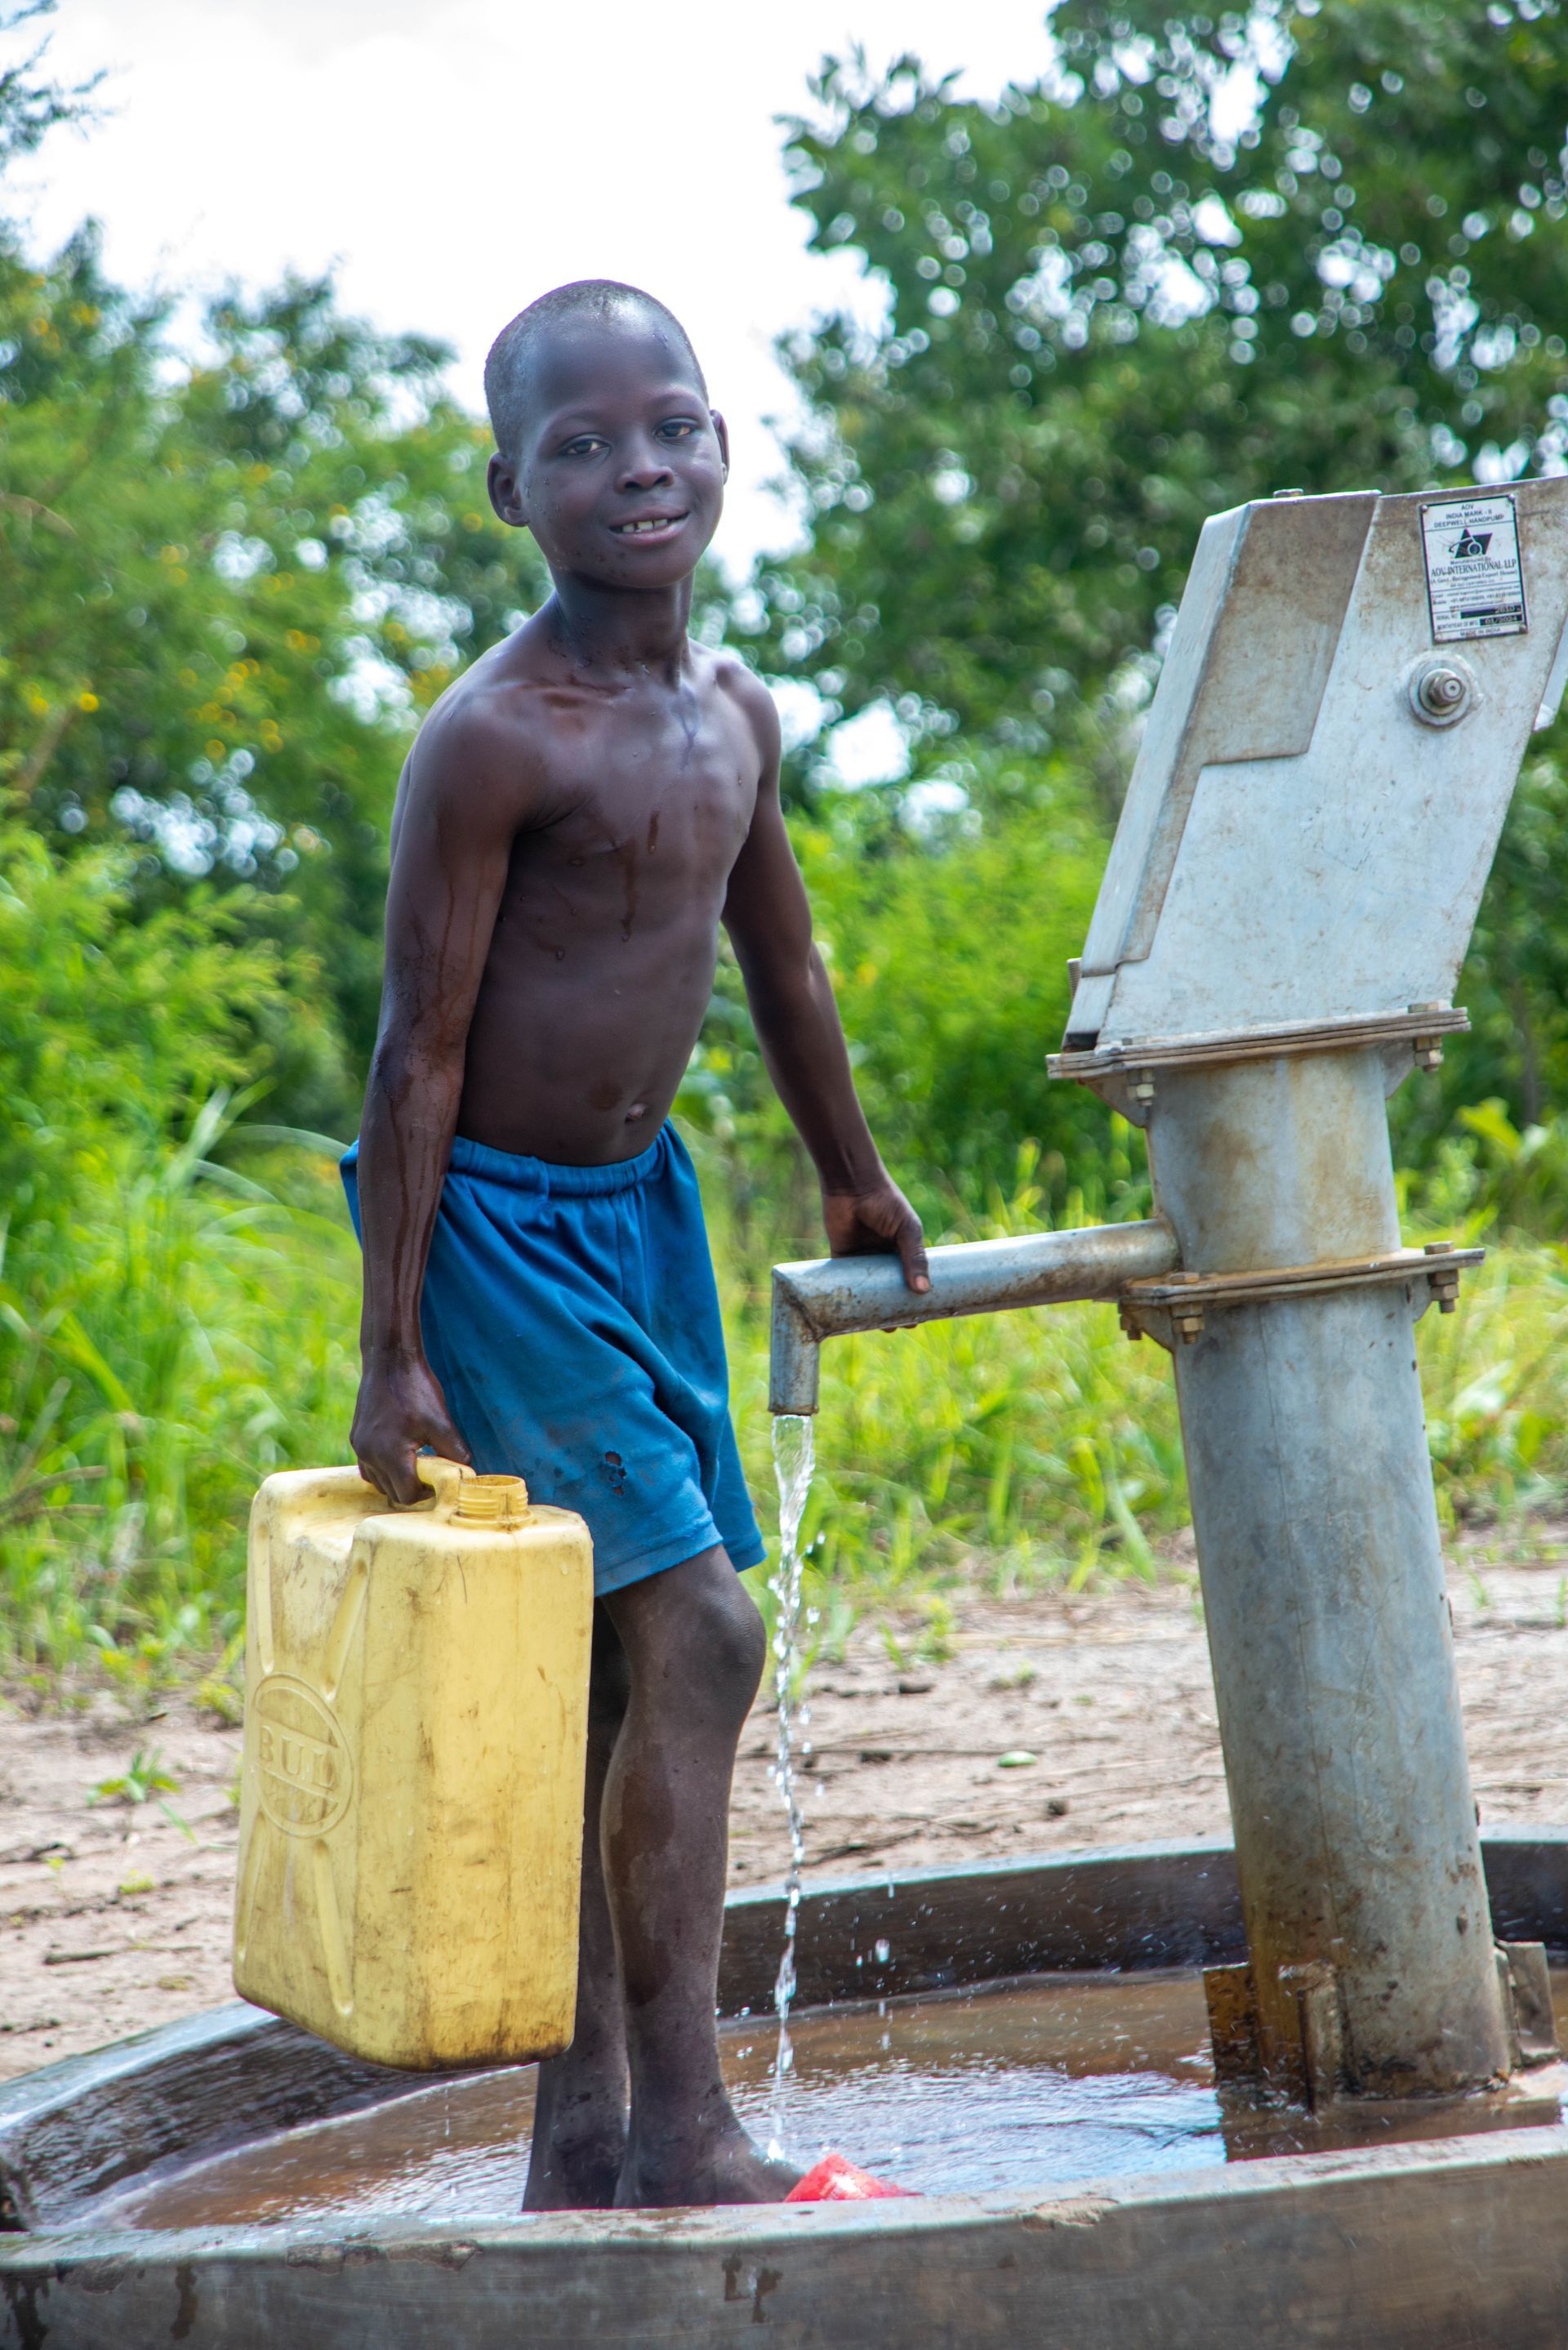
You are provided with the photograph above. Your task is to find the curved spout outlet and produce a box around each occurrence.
[769,1219,1179,1414]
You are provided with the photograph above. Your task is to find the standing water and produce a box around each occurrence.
[766,1410,816,2158]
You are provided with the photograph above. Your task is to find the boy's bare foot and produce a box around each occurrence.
[615,2114,802,2210]
[523,2080,629,2210]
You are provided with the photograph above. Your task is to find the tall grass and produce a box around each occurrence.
[4,1113,1568,1688]
[0,1110,360,1685]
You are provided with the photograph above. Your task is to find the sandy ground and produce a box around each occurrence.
[5,1541,1568,2085]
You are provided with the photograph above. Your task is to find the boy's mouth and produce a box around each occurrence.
[611,511,688,539]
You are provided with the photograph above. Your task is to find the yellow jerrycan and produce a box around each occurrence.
[232,1457,593,2070]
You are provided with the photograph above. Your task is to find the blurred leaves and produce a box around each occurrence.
[760,2,1568,751]
[0,186,547,1095]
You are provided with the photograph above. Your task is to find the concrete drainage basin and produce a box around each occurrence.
[7,1837,1568,2349]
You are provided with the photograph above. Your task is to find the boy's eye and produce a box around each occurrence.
[560,435,607,458]
[657,420,698,442]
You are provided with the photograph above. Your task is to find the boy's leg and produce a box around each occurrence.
[600,1545,800,2208]
[523,1607,633,2210]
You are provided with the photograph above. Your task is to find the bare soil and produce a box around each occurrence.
[5,1541,1568,2085]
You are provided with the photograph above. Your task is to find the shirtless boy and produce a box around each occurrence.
[345,279,929,2210]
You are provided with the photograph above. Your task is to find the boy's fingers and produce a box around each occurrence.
[899,1220,931,1294]
[360,1448,422,1507]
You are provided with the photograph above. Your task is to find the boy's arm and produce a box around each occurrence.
[350,702,519,1502]
[722,686,929,1293]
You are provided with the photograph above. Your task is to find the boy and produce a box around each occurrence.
[345,280,928,2210]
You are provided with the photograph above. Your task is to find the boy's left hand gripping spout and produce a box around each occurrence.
[822,1179,930,1294]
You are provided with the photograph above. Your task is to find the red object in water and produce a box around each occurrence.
[786,2152,917,2202]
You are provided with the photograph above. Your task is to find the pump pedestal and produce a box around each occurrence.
[1116,1053,1526,2102]
[1051,475,1568,2107]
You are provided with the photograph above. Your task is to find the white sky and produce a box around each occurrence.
[17,0,1056,573]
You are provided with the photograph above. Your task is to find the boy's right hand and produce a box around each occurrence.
[351,1354,473,1505]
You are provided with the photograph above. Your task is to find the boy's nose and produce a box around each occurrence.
[617,441,675,493]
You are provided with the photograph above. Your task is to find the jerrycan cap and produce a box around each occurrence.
[416,1456,532,1525]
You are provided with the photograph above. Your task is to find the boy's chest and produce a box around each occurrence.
[525,698,759,900]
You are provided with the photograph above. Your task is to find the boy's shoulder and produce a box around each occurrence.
[405,628,553,789]
[704,644,780,759]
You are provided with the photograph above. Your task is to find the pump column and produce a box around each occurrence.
[1134,1049,1512,2102]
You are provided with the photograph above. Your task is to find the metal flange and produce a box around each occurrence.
[1118,1242,1483,1348]
[1049,1005,1469,1086]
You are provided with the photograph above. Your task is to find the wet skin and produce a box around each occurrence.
[350,308,929,2210]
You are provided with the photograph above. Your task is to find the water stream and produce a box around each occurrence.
[766,1410,816,2158]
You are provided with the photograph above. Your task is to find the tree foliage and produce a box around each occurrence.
[748,0,1568,1147]
[761,1,1568,752]
[0,60,547,1092]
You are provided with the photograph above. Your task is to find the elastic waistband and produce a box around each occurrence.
[341,1125,678,1198]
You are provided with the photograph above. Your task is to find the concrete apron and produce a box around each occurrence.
[1147,1052,1512,2098]
[7,1840,1568,2350]
[7,2128,1568,2350]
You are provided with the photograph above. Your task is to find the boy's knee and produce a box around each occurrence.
[701,1572,766,1709]
[664,1558,766,1713]
[609,1550,766,1720]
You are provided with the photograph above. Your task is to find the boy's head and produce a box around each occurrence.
[484,280,727,591]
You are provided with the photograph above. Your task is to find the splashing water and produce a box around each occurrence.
[767,1410,816,2159]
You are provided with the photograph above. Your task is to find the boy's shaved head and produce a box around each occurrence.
[484,281,707,461]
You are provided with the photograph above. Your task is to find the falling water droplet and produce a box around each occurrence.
[766,1410,815,2161]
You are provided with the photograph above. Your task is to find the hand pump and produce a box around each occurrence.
[772,479,1568,2105]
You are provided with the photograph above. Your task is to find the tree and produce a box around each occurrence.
[748,1,1568,1153]
[760,2,1568,759]
[0,15,550,1099]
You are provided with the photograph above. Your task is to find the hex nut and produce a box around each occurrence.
[1408,655,1477,729]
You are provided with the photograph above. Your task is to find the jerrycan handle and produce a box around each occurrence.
[416,1454,532,1524]
[414,1455,473,1506]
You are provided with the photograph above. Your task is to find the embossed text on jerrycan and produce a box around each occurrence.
[233,1456,593,2070]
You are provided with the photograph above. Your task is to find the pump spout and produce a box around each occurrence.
[768,1219,1179,1414]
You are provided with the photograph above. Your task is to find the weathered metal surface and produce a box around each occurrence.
[1065,477,1568,1052]
[1129,1046,1516,2098]
[1121,1243,1481,1324]
[1501,1943,1560,2068]
[1172,1281,1510,2096]
[1143,1053,1399,1273]
[768,1220,1178,1413]
[1207,1942,1559,2112]
[11,2125,1568,2348]
[1049,1006,1468,1084]
[0,2009,416,2235]
[1075,489,1379,994]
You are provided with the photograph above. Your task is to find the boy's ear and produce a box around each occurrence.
[488,452,528,531]
[710,408,730,481]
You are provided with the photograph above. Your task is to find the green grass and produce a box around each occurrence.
[0,1110,361,1689]
[5,1115,1568,1693]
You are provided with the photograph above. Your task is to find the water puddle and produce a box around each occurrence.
[89,1966,1568,2232]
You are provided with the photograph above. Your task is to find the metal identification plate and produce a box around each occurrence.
[1420,492,1528,642]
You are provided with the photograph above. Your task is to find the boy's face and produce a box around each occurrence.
[488,318,727,591]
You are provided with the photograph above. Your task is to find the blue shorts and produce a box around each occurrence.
[340,1125,764,1597]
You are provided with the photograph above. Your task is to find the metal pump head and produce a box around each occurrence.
[1062,479,1568,1060]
